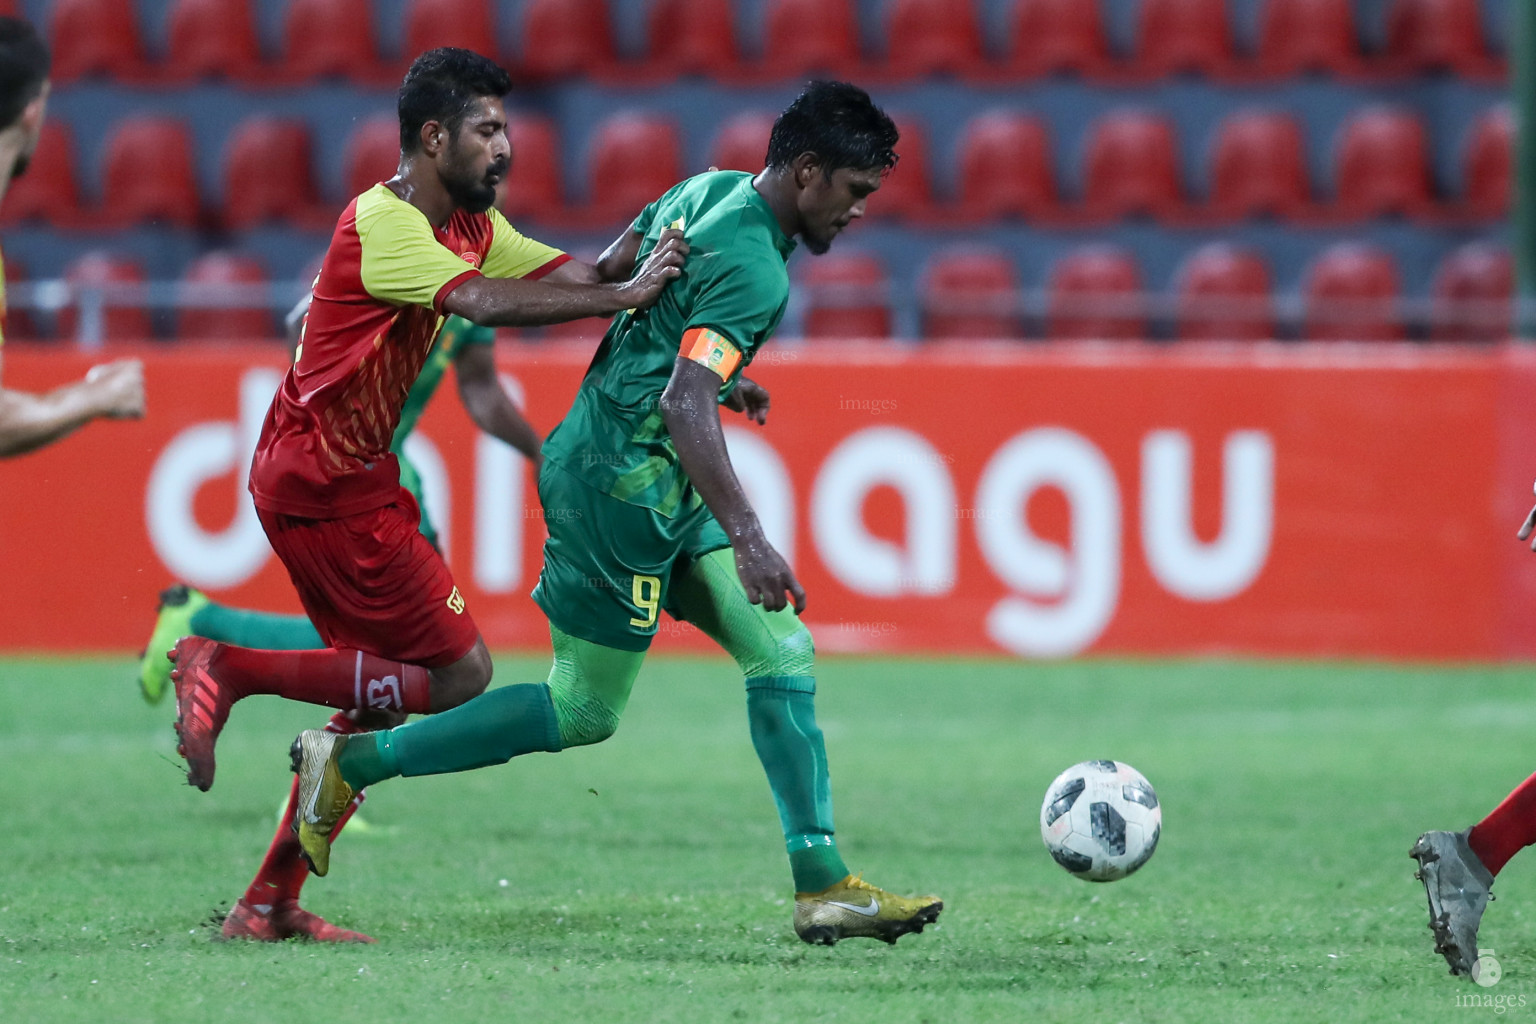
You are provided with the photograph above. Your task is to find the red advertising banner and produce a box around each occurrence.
[2,340,1533,660]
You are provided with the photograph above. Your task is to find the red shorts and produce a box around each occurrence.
[257,496,479,667]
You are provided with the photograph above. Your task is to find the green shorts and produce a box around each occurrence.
[531,460,731,652]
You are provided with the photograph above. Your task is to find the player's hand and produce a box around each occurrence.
[733,531,806,614]
[84,359,146,419]
[620,228,689,310]
[722,377,770,425]
[1519,481,1536,550]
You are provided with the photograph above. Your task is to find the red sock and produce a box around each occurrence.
[242,713,369,909]
[1467,772,1536,876]
[209,644,432,714]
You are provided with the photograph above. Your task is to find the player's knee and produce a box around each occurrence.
[551,690,622,748]
[740,622,815,678]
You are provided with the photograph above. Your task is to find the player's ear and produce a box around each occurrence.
[420,119,447,157]
[19,82,50,135]
[791,152,823,190]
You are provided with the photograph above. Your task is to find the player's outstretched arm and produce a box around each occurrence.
[452,341,542,464]
[540,228,649,287]
[444,229,687,328]
[0,357,145,458]
[660,357,805,613]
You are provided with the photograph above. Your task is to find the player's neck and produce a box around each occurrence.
[751,170,802,243]
[387,162,457,229]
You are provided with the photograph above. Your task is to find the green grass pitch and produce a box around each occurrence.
[3,654,1535,1022]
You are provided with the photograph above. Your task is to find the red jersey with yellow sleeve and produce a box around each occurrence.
[250,183,569,519]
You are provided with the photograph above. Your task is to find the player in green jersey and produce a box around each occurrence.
[288,81,943,946]
[135,310,539,702]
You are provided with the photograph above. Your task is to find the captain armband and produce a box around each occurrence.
[679,327,742,381]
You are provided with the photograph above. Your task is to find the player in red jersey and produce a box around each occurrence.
[1411,488,1536,978]
[0,17,144,457]
[165,47,685,942]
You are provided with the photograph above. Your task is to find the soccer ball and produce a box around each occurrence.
[1039,760,1161,882]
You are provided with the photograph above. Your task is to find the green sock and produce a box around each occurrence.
[339,683,562,790]
[746,675,849,893]
[190,602,324,650]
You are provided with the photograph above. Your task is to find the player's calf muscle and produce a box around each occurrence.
[427,640,493,711]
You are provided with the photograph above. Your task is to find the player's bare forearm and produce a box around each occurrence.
[595,228,646,283]
[444,229,686,327]
[542,229,646,286]
[661,359,758,539]
[0,359,145,458]
[444,274,639,327]
[454,345,542,463]
[661,357,805,612]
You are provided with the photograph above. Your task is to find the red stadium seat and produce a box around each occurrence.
[867,115,933,219]
[1254,0,1361,76]
[403,0,496,69]
[1332,107,1435,219]
[0,122,83,228]
[178,252,273,340]
[278,0,385,83]
[221,117,322,230]
[1303,243,1401,341]
[1208,110,1310,220]
[102,117,201,228]
[1386,0,1499,76]
[1462,105,1512,219]
[1006,0,1112,77]
[584,114,682,224]
[953,112,1058,220]
[1134,0,1238,77]
[1431,243,1511,342]
[1176,244,1274,340]
[799,253,891,339]
[519,0,616,80]
[48,0,146,82]
[760,0,860,78]
[1082,111,1184,219]
[883,0,984,77]
[501,114,565,223]
[342,116,402,204]
[643,0,741,79]
[709,112,776,173]
[1048,246,1145,340]
[922,249,1023,339]
[60,253,150,342]
[164,0,262,81]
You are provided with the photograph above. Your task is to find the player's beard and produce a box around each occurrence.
[9,146,33,180]
[443,145,505,215]
[802,232,832,256]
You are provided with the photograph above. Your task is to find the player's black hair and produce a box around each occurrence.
[0,17,50,133]
[397,47,513,154]
[765,80,898,177]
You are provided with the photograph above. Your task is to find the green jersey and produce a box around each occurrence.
[542,171,795,518]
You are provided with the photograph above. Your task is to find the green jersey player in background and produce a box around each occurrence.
[287,80,943,946]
